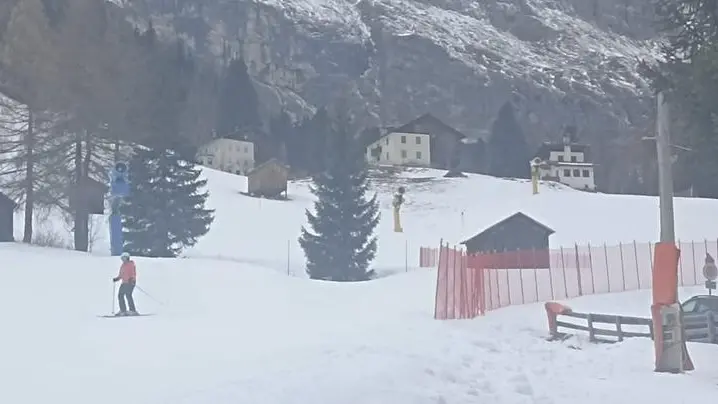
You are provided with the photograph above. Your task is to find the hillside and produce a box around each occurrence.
[3,243,718,403]
[17,166,718,276]
[123,0,658,162]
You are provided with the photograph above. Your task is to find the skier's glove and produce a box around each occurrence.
[129,278,136,285]
[112,277,119,282]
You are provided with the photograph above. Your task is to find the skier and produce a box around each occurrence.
[112,252,138,316]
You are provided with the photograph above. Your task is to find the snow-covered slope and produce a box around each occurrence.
[15,166,718,278]
[3,243,718,404]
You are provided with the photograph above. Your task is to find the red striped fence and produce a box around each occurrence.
[431,240,715,320]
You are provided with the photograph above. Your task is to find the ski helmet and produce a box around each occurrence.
[120,252,130,262]
[397,186,406,194]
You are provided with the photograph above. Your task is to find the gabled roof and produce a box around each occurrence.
[393,113,467,139]
[247,158,288,177]
[460,212,554,245]
[534,142,590,160]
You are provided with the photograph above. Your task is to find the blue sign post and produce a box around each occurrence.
[109,162,129,256]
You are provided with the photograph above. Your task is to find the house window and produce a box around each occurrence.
[416,151,422,159]
[563,169,571,177]
[401,150,407,158]
[416,136,421,144]
[386,138,389,145]
[401,135,407,143]
[244,146,249,153]
[207,158,213,165]
[571,156,577,162]
[582,169,590,177]
[386,152,389,160]
[573,169,580,177]
[558,156,564,162]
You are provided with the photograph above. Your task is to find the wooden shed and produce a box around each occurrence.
[0,192,16,242]
[70,177,108,215]
[461,212,554,268]
[246,158,289,199]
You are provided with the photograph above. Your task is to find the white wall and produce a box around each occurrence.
[366,132,431,166]
[197,138,255,175]
[539,164,596,191]
[548,145,585,163]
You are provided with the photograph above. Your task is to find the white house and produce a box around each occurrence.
[196,138,255,175]
[366,132,431,167]
[531,135,596,191]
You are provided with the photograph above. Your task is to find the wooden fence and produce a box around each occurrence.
[683,313,718,343]
[426,239,716,313]
[544,302,653,343]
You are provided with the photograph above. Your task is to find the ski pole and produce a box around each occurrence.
[135,285,166,306]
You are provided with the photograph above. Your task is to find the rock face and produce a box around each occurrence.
[123,0,659,180]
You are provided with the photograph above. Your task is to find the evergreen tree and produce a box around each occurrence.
[299,107,380,281]
[645,1,718,197]
[215,57,261,139]
[487,101,530,179]
[121,146,215,258]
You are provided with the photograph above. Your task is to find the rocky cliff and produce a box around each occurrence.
[123,0,658,167]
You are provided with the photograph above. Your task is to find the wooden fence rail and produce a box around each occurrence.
[683,313,717,343]
[545,302,653,343]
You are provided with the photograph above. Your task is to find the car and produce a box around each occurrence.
[681,294,718,314]
[680,294,718,343]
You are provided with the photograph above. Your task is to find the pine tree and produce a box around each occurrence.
[299,108,380,281]
[121,146,215,258]
[487,101,530,179]
[215,57,261,139]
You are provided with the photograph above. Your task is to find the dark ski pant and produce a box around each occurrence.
[118,283,136,312]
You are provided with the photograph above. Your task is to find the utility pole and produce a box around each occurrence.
[651,92,692,373]
[656,91,675,244]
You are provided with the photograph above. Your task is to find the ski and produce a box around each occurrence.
[98,313,155,318]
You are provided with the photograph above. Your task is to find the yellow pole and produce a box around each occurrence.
[531,165,539,195]
[393,206,403,233]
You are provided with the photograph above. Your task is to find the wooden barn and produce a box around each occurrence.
[0,192,16,242]
[461,212,554,268]
[246,158,289,199]
[70,177,108,215]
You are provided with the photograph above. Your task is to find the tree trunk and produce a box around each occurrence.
[73,133,89,252]
[22,109,34,243]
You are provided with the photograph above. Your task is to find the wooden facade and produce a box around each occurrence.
[247,158,289,198]
[70,177,108,215]
[461,212,554,268]
[392,113,469,171]
[0,192,16,242]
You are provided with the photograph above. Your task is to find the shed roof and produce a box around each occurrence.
[392,113,467,139]
[247,158,288,177]
[460,212,554,245]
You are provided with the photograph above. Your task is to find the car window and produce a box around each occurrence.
[696,302,711,313]
[706,298,718,311]
[682,299,698,312]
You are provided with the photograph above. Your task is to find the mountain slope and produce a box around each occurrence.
[123,0,658,171]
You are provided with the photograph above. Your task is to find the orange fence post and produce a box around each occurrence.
[560,247,568,298]
[574,244,583,296]
[587,242,596,294]
[604,243,611,293]
[619,242,626,291]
